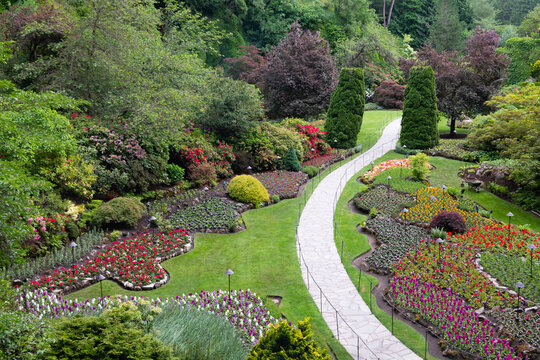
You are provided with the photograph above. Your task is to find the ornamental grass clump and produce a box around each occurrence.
[228,175,269,204]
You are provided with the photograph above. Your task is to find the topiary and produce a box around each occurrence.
[325,67,366,149]
[247,318,330,360]
[400,66,439,149]
[430,210,467,234]
[228,175,269,204]
[302,166,319,178]
[284,146,302,172]
[90,197,145,229]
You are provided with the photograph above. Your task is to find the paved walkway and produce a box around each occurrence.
[297,118,421,360]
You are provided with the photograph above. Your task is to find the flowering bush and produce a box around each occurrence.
[29,229,190,289]
[19,289,276,345]
[288,124,332,160]
[253,171,309,199]
[182,143,235,181]
[400,187,493,229]
[25,214,70,257]
[360,159,410,183]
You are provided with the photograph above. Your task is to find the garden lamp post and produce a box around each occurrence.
[507,212,514,239]
[442,184,447,192]
[474,205,479,213]
[528,244,537,278]
[225,269,234,293]
[436,238,445,267]
[148,215,157,227]
[370,161,374,170]
[203,186,209,214]
[403,144,407,159]
[387,176,392,197]
[97,274,105,299]
[146,202,150,215]
[69,241,77,264]
[514,281,524,309]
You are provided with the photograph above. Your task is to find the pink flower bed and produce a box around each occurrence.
[301,151,342,168]
[29,229,190,290]
[253,171,308,199]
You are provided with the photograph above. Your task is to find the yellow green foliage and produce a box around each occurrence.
[409,153,430,180]
[228,175,269,204]
[247,318,330,360]
[91,197,145,229]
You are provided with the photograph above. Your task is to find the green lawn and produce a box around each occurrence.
[437,116,470,135]
[357,110,402,148]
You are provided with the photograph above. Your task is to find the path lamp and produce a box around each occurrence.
[203,186,209,214]
[97,274,105,299]
[146,202,151,215]
[528,244,537,278]
[370,161,374,170]
[403,145,408,159]
[442,184,447,193]
[69,241,77,264]
[225,269,234,293]
[507,212,514,239]
[436,238,445,267]
[148,215,157,228]
[514,281,524,310]
[387,176,392,197]
[474,205,479,213]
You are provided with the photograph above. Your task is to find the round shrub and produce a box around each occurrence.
[271,194,280,203]
[90,197,145,229]
[65,221,80,240]
[302,166,319,178]
[430,211,467,234]
[228,175,269,204]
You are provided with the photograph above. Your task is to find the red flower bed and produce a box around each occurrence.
[30,229,190,290]
[301,152,342,168]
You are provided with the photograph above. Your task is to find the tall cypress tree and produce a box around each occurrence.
[400,66,439,149]
[429,0,464,52]
[325,67,365,149]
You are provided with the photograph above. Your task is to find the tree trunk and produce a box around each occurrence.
[383,0,386,27]
[387,0,395,27]
[450,116,457,135]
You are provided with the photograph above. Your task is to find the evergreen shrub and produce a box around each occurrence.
[400,66,439,149]
[228,175,269,204]
[430,210,467,233]
[284,146,302,171]
[90,197,145,229]
[166,164,184,184]
[325,67,366,149]
[302,166,319,178]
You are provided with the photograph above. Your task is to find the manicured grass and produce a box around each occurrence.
[334,151,439,360]
[66,163,354,359]
[357,110,402,148]
[437,116,469,135]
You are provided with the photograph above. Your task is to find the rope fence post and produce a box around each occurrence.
[424,329,428,360]
[357,335,360,360]
[336,309,339,340]
[369,282,373,311]
[320,288,323,312]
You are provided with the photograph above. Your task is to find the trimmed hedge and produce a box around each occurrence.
[90,197,145,229]
[500,37,540,84]
[325,67,365,149]
[228,175,269,204]
[400,66,439,150]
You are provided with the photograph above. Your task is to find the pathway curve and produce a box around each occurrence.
[297,118,422,360]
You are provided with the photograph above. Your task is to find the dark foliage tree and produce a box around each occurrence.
[224,45,268,89]
[400,66,438,149]
[466,27,509,86]
[264,21,338,119]
[373,80,405,109]
[284,146,301,171]
[325,67,365,149]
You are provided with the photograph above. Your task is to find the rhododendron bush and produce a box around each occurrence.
[288,124,332,160]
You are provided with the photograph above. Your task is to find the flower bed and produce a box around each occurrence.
[353,186,415,217]
[391,276,523,359]
[399,187,493,229]
[19,288,276,345]
[253,171,308,199]
[29,229,190,290]
[301,151,343,168]
[489,309,540,349]
[365,217,428,272]
[424,139,474,161]
[371,167,426,194]
[168,197,242,231]
[360,158,410,183]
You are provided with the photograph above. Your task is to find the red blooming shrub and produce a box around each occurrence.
[182,143,235,182]
[214,142,235,178]
[29,229,190,289]
[289,124,332,160]
[373,80,405,109]
[430,210,468,234]
[24,214,70,257]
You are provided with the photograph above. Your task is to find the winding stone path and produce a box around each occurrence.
[297,118,422,360]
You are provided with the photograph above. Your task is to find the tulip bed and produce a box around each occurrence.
[253,171,308,199]
[480,252,539,301]
[360,158,410,183]
[168,197,243,231]
[18,288,276,345]
[399,187,493,229]
[29,229,190,289]
[365,216,428,272]
[353,186,415,218]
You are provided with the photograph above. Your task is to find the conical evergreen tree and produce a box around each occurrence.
[284,146,302,171]
[429,0,464,52]
[325,68,365,149]
[400,66,439,149]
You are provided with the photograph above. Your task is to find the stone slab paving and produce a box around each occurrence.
[297,118,422,360]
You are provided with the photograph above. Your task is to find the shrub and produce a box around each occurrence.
[302,166,319,178]
[400,66,439,149]
[364,102,383,110]
[78,200,102,229]
[446,187,459,198]
[373,80,405,109]
[289,123,332,160]
[0,311,50,360]
[487,181,509,196]
[325,67,366,149]
[228,175,269,204]
[153,305,248,360]
[430,211,467,234]
[394,144,421,156]
[531,60,540,80]
[247,318,330,360]
[166,164,184,184]
[39,155,96,200]
[271,194,280,203]
[188,163,218,187]
[409,153,430,181]
[259,122,304,165]
[90,197,144,229]
[281,117,309,128]
[284,146,302,172]
[65,221,79,240]
[369,207,379,219]
[500,37,540,84]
